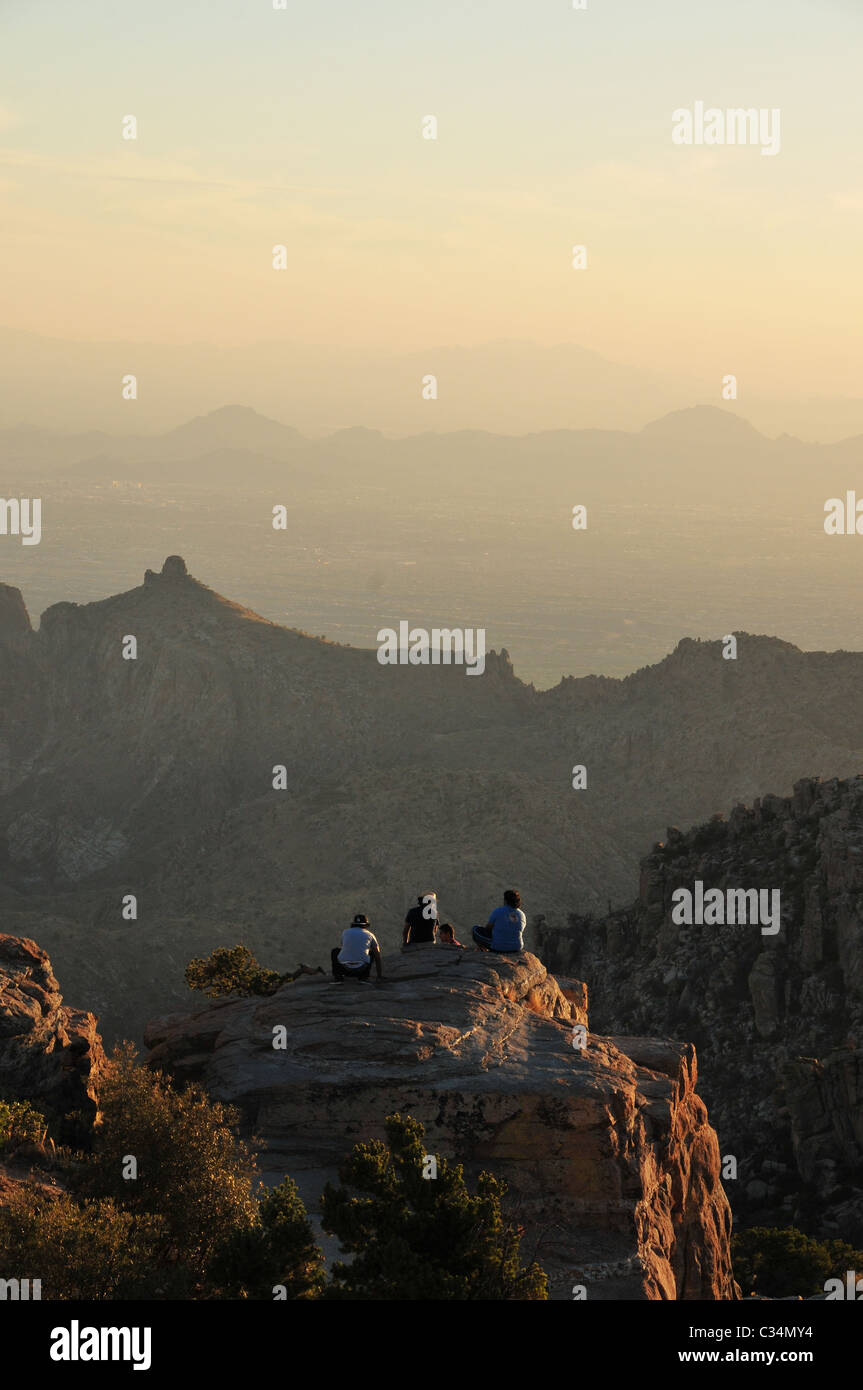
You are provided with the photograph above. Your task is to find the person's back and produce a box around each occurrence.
[403,892,438,946]
[472,889,526,954]
[488,902,526,952]
[339,923,379,964]
[331,913,382,981]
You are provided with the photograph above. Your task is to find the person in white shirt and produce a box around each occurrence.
[331,914,383,981]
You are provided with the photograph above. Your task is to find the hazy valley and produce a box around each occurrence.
[3,404,863,691]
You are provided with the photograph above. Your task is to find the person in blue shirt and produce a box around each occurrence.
[472,890,526,954]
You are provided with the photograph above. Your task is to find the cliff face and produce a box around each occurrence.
[0,935,105,1141]
[537,775,863,1242]
[145,947,736,1300]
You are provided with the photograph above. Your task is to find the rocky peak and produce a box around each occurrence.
[482,646,515,678]
[145,946,735,1300]
[0,583,32,642]
[144,554,189,585]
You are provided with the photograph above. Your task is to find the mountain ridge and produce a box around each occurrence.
[0,402,809,457]
[3,559,863,1045]
[0,559,841,682]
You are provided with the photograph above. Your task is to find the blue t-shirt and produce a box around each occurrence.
[488,905,526,952]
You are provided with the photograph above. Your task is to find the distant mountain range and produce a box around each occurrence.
[2,556,863,1042]
[5,402,863,508]
[2,324,863,441]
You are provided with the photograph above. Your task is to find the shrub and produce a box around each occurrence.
[185,945,284,998]
[82,1044,258,1278]
[50,1044,325,1298]
[0,1099,47,1153]
[732,1225,863,1298]
[0,1184,166,1299]
[321,1112,547,1300]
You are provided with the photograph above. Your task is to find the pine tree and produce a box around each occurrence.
[207,1177,326,1300]
[321,1113,547,1300]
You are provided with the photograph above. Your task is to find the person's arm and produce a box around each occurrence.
[402,919,411,945]
[370,943,383,979]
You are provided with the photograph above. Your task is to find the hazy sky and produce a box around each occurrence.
[1,0,861,400]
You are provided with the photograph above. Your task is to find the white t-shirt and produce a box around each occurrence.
[338,927,379,966]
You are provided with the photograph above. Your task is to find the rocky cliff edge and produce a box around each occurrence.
[145,946,736,1299]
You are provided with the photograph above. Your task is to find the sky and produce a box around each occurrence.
[1,0,861,409]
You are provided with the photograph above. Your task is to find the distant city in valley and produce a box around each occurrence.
[3,402,863,689]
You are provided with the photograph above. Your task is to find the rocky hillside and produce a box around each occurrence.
[0,935,104,1142]
[145,944,737,1300]
[537,775,863,1243]
[4,557,863,1040]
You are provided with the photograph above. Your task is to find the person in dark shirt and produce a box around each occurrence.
[403,891,438,945]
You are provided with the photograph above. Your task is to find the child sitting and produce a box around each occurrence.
[437,922,464,949]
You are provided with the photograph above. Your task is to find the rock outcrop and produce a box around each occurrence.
[537,775,863,1242]
[144,554,189,584]
[0,935,105,1140]
[0,584,32,643]
[145,946,736,1300]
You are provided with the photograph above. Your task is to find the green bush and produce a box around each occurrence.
[20,1044,326,1299]
[0,1184,167,1299]
[732,1226,863,1298]
[82,1044,259,1278]
[206,1176,326,1300]
[185,945,284,998]
[321,1112,547,1300]
[0,1098,47,1152]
